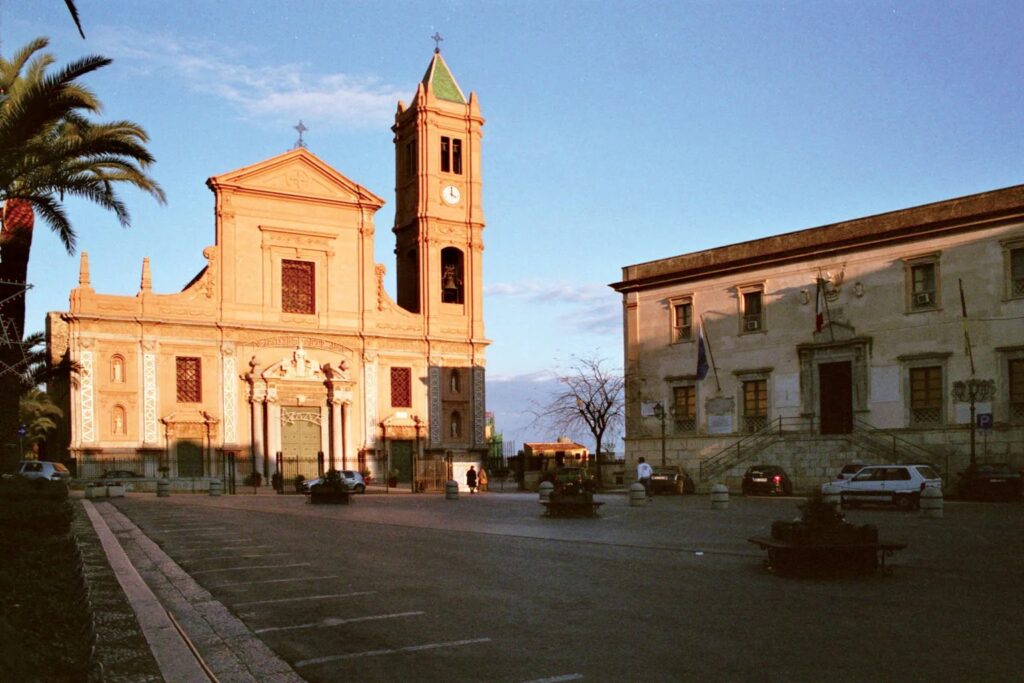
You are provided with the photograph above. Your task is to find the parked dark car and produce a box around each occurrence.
[741,465,793,496]
[650,466,695,495]
[956,463,1023,501]
[102,469,142,480]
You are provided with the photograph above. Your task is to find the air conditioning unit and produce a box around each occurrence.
[914,292,933,306]
[745,318,761,331]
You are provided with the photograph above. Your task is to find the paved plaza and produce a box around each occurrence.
[88,489,1024,682]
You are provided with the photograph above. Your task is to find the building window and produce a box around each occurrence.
[176,357,201,403]
[441,247,464,304]
[282,259,315,314]
[112,405,126,435]
[742,379,768,432]
[440,136,463,175]
[671,299,692,342]
[110,355,125,383]
[904,255,939,311]
[673,385,696,433]
[740,287,764,333]
[450,411,462,438]
[1009,358,1024,423]
[391,367,412,408]
[909,366,943,425]
[1006,243,1024,299]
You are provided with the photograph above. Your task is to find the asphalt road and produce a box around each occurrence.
[106,491,1024,682]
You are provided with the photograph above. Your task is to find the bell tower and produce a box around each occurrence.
[392,49,485,340]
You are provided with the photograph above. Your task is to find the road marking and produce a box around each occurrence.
[523,675,584,682]
[255,610,422,633]
[212,574,343,588]
[155,527,229,533]
[235,591,376,607]
[186,552,289,562]
[295,637,491,666]
[189,562,310,575]
[175,545,273,553]
[175,540,258,548]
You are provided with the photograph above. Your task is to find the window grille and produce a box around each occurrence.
[673,386,696,433]
[1010,359,1024,422]
[391,367,412,408]
[282,260,315,314]
[910,366,942,425]
[1011,248,1024,297]
[743,379,767,432]
[176,357,201,403]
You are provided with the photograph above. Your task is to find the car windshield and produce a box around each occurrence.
[342,471,357,477]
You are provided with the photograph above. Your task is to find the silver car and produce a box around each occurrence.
[16,460,71,482]
[300,470,366,494]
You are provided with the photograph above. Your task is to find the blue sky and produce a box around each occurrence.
[4,1,1023,445]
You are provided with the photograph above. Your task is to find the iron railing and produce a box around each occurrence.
[698,416,815,481]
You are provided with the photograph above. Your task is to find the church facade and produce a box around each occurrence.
[46,52,490,490]
[612,186,1024,492]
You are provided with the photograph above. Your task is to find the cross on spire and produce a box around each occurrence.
[293,120,308,149]
[431,32,444,53]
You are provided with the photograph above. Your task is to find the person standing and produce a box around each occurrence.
[466,465,478,493]
[637,457,653,499]
[478,467,489,493]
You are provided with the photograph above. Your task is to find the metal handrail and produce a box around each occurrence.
[697,415,822,481]
[848,417,946,476]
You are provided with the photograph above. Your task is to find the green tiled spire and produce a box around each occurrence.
[421,52,466,104]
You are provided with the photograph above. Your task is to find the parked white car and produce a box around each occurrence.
[16,460,72,482]
[300,470,367,494]
[824,464,942,510]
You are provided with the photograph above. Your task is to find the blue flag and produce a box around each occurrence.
[696,323,709,380]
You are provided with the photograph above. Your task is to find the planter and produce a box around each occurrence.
[106,485,126,498]
[309,486,350,505]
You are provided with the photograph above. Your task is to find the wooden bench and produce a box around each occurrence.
[541,498,604,518]
[748,536,906,576]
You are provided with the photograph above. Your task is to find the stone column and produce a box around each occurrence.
[266,396,280,481]
[330,399,343,470]
[252,400,265,479]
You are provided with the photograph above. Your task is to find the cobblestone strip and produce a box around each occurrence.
[96,502,305,683]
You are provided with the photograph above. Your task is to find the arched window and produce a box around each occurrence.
[440,247,464,304]
[449,369,460,394]
[450,411,462,438]
[112,405,126,435]
[110,355,125,383]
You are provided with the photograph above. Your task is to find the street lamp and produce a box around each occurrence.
[653,402,667,466]
[952,378,995,465]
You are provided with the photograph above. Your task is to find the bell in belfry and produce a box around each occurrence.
[442,264,458,291]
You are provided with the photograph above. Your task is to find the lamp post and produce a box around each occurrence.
[653,402,667,466]
[952,379,995,465]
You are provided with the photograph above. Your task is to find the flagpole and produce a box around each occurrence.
[959,278,975,376]
[700,314,721,392]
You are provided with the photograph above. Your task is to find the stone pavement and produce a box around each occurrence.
[81,496,303,682]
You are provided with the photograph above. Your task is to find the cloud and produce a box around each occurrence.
[95,28,408,128]
[485,281,621,336]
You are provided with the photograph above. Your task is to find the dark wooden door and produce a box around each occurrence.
[819,361,853,434]
[390,440,413,484]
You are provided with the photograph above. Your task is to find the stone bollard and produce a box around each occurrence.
[209,478,223,497]
[157,478,171,498]
[821,483,841,509]
[538,481,554,503]
[106,484,126,498]
[919,485,943,519]
[85,485,107,499]
[629,482,648,507]
[710,483,730,510]
[445,480,459,500]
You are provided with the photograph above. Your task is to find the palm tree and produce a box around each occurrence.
[19,387,64,459]
[0,37,164,467]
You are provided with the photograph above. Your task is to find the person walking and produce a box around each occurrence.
[478,467,489,493]
[637,456,653,499]
[466,465,478,493]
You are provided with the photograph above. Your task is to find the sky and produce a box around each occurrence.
[3,1,1023,448]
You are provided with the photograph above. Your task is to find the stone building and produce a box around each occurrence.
[611,185,1024,492]
[46,51,490,489]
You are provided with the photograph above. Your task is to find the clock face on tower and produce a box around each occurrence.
[442,184,461,205]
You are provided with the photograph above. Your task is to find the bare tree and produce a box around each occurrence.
[533,356,624,488]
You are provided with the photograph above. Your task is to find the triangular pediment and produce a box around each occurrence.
[207,148,384,207]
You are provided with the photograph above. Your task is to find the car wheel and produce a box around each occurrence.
[355,484,365,494]
[894,494,914,511]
